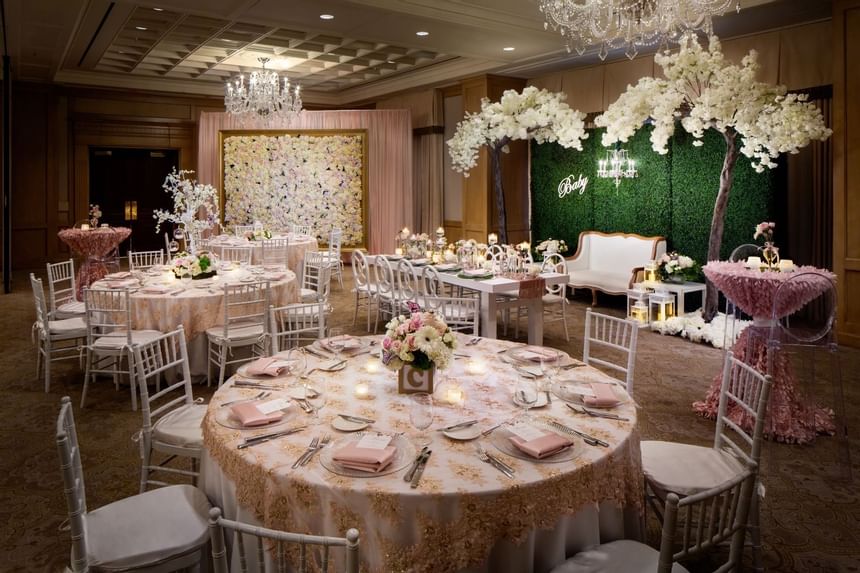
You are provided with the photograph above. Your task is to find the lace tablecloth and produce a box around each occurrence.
[58,227,131,298]
[694,261,836,443]
[207,234,318,274]
[201,335,642,573]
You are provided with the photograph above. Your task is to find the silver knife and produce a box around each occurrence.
[404,447,429,482]
[547,420,608,447]
[338,414,375,424]
[485,451,515,475]
[410,450,432,488]
[237,426,306,449]
[436,419,479,432]
[305,346,333,359]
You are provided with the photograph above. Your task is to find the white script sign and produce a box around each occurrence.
[558,174,589,198]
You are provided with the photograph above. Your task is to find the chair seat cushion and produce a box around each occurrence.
[92,330,162,349]
[206,322,265,342]
[57,301,86,316]
[300,287,319,302]
[48,317,87,336]
[550,540,689,573]
[152,403,206,448]
[641,441,747,496]
[86,484,210,570]
[543,293,566,304]
[568,270,631,293]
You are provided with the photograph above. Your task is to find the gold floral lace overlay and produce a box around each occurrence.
[203,334,643,573]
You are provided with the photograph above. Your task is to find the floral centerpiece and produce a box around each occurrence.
[657,252,700,283]
[244,228,272,241]
[382,311,456,393]
[89,204,102,227]
[754,221,779,268]
[154,168,220,254]
[535,238,568,258]
[170,251,217,280]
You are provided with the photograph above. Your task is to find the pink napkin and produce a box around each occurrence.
[509,433,573,459]
[518,346,559,362]
[583,383,620,407]
[322,335,362,353]
[332,445,397,473]
[245,357,287,377]
[106,271,132,279]
[104,279,136,289]
[140,285,170,294]
[264,272,287,281]
[230,402,283,427]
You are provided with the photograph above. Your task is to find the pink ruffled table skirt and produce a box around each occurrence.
[58,227,131,298]
[693,262,836,444]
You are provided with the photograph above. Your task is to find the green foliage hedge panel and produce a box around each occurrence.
[530,125,775,265]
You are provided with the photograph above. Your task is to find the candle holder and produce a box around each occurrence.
[649,291,676,323]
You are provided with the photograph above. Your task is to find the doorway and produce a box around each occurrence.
[89,147,180,254]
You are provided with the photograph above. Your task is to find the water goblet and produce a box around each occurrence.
[327,326,346,360]
[516,374,539,421]
[540,350,561,390]
[409,392,434,446]
[303,379,327,425]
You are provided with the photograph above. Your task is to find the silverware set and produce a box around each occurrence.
[233,380,282,391]
[221,391,270,407]
[304,359,346,376]
[436,419,478,433]
[404,447,432,488]
[466,337,481,346]
[237,426,307,449]
[338,414,375,424]
[292,434,330,468]
[545,420,609,447]
[566,403,629,421]
[475,444,515,478]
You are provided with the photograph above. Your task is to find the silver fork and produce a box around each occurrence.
[300,434,330,466]
[221,390,269,407]
[292,436,319,468]
[475,444,514,478]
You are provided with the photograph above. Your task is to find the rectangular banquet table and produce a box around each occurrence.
[200,334,643,573]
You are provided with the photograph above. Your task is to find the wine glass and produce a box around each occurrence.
[409,392,434,446]
[303,379,327,425]
[540,350,561,392]
[327,326,346,360]
[515,374,538,421]
[179,268,192,289]
[283,347,307,381]
[168,239,180,254]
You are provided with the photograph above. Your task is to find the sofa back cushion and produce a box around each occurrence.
[578,232,666,273]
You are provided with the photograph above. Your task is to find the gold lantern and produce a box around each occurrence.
[649,291,676,323]
[644,260,658,284]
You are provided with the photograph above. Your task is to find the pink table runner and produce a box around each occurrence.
[693,261,836,443]
[58,227,131,298]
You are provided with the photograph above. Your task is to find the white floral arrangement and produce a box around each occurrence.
[535,238,568,255]
[244,228,273,241]
[447,86,588,175]
[657,252,700,282]
[381,312,457,372]
[651,311,749,349]
[88,204,102,226]
[170,251,217,279]
[154,168,220,236]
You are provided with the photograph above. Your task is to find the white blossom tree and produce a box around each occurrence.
[447,86,588,244]
[595,35,832,320]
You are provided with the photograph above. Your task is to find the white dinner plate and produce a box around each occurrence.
[551,379,627,409]
[331,417,370,432]
[512,389,550,409]
[490,422,583,463]
[442,425,482,441]
[319,433,416,478]
[213,402,293,431]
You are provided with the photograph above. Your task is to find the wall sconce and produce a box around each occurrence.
[124,201,138,221]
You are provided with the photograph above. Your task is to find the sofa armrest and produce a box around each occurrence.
[629,267,644,288]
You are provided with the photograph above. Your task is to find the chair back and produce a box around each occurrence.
[422,295,479,334]
[541,253,567,296]
[56,396,90,573]
[395,259,418,306]
[729,243,761,263]
[351,250,370,290]
[486,244,504,259]
[261,237,290,267]
[46,259,78,311]
[373,257,396,302]
[714,352,773,467]
[165,232,180,255]
[582,308,638,394]
[129,250,165,271]
[222,246,253,265]
[292,224,312,236]
[208,507,359,573]
[220,281,271,339]
[771,271,837,347]
[84,288,133,347]
[327,229,343,261]
[657,466,758,573]
[302,251,332,302]
[30,274,51,332]
[420,265,443,298]
[234,224,255,237]
[270,302,326,352]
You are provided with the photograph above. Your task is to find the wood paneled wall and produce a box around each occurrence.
[8,83,222,271]
[833,1,860,348]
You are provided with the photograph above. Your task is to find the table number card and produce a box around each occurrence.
[508,423,548,441]
[256,398,292,414]
[356,433,392,450]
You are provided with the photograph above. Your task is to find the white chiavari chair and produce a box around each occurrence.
[291,223,312,236]
[81,287,162,410]
[582,308,639,395]
[206,281,271,387]
[128,249,165,272]
[233,224,255,237]
[372,256,399,333]
[208,507,360,573]
[46,259,86,319]
[30,274,86,392]
[350,250,376,331]
[422,295,480,335]
[56,396,210,573]
[221,246,253,265]
[321,229,344,288]
[132,326,206,493]
[300,251,332,303]
[270,302,327,353]
[261,237,290,267]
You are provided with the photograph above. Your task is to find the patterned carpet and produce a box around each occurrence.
[1,268,857,573]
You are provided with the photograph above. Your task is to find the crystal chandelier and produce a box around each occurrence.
[538,0,741,60]
[224,57,302,124]
[597,148,637,188]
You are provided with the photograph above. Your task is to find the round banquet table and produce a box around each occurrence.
[92,267,298,376]
[693,261,836,443]
[200,334,643,573]
[58,226,131,299]
[206,234,318,275]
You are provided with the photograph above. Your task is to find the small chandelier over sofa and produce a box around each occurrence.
[224,57,302,124]
[597,148,637,188]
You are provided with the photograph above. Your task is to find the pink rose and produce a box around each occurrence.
[382,337,392,350]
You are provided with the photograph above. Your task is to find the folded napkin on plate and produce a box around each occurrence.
[322,335,362,352]
[105,271,132,279]
[103,279,137,289]
[140,285,170,294]
[264,272,287,281]
[583,383,620,407]
[332,445,397,473]
[245,356,289,377]
[509,432,573,459]
[230,401,283,427]
[463,268,490,276]
[517,346,559,362]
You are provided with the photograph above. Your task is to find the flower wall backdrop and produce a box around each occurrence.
[221,131,366,245]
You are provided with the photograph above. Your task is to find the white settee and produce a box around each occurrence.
[566,231,667,304]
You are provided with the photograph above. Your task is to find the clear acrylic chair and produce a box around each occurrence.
[56,396,210,573]
[206,281,271,387]
[132,326,206,493]
[721,243,763,350]
[350,250,376,331]
[222,246,254,265]
[208,507,359,573]
[129,249,165,271]
[46,259,85,319]
[270,302,327,353]
[261,237,290,267]
[422,295,480,335]
[300,251,332,303]
[30,274,86,392]
[582,308,639,394]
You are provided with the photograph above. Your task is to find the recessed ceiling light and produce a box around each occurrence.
[319,14,334,20]
[153,7,163,11]
[135,26,148,30]
[416,31,429,37]
[503,46,515,52]
[387,60,395,64]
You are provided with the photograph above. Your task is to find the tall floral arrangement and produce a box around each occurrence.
[754,221,779,267]
[381,312,456,372]
[595,34,831,319]
[153,168,220,241]
[447,86,588,243]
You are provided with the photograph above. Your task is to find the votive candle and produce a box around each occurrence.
[354,381,371,399]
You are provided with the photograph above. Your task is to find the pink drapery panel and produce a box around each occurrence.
[197,110,413,254]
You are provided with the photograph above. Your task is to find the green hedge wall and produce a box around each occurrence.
[530,126,775,265]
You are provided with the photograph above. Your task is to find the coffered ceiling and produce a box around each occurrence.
[3,0,832,106]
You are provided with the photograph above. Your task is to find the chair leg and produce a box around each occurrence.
[562,302,570,342]
[139,438,151,494]
[81,351,92,409]
[44,345,51,393]
[591,289,598,306]
[352,292,359,325]
[218,344,227,387]
[749,489,764,572]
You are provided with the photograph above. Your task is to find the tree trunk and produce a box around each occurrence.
[703,129,739,321]
[490,140,509,244]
